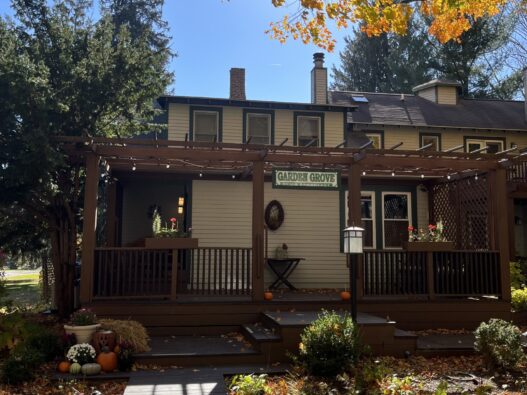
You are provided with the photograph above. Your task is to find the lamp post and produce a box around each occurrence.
[343,226,364,322]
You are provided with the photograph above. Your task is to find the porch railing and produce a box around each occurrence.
[507,161,527,182]
[363,250,501,298]
[92,247,252,300]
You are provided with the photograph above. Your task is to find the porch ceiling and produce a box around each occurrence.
[57,136,524,180]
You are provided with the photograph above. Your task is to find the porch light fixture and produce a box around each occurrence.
[343,225,364,322]
[178,196,185,206]
[178,207,184,214]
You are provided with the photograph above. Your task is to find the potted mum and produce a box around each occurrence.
[64,309,100,344]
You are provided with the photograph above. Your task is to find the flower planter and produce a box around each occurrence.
[143,237,199,249]
[64,324,100,344]
[403,241,455,252]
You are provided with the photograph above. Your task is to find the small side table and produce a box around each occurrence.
[266,258,304,290]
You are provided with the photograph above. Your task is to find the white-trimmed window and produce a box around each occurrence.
[246,113,271,144]
[193,111,219,142]
[344,191,376,249]
[420,134,441,151]
[365,132,383,149]
[465,138,504,154]
[382,192,412,249]
[297,116,321,146]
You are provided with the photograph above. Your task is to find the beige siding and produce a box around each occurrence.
[417,87,436,103]
[324,112,345,147]
[222,107,243,143]
[191,180,348,288]
[437,86,457,105]
[274,110,294,146]
[168,103,189,140]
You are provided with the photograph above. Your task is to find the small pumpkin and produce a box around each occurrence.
[96,347,118,372]
[264,291,273,301]
[57,361,71,373]
[340,291,351,301]
[113,345,121,354]
[81,363,101,376]
[69,362,82,375]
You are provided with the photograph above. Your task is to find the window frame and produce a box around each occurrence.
[294,112,324,147]
[243,109,274,145]
[343,190,376,250]
[189,106,223,142]
[365,131,384,149]
[419,132,442,151]
[463,136,505,154]
[381,191,412,250]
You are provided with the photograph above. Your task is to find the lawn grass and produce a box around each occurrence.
[4,272,41,307]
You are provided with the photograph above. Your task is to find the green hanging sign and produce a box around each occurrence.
[272,169,341,190]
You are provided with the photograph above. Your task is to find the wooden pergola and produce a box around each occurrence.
[58,137,516,305]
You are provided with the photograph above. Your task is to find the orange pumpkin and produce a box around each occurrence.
[57,361,71,373]
[96,348,118,372]
[113,345,121,354]
[264,291,273,301]
[340,291,351,301]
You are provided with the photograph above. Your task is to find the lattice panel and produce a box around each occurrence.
[431,176,490,250]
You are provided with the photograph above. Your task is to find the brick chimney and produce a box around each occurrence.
[230,68,246,101]
[311,53,327,104]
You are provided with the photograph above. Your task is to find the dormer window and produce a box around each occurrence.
[191,107,222,142]
[295,112,324,147]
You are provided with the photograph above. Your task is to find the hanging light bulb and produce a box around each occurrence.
[106,163,110,172]
[166,163,170,169]
[132,163,136,171]
[199,172,203,178]
[421,174,424,179]
[475,174,479,180]
[447,174,451,180]
[232,174,236,179]
[391,171,395,177]
[362,171,366,176]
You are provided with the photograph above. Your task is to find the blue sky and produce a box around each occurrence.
[0,0,351,102]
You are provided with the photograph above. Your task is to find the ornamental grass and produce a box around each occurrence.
[98,318,150,353]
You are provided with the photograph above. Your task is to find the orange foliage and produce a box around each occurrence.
[267,0,509,51]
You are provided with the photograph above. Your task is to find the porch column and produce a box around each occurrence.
[80,154,100,304]
[105,180,117,247]
[348,164,363,299]
[252,160,265,301]
[492,168,511,301]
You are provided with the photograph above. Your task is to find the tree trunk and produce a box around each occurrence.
[49,204,78,318]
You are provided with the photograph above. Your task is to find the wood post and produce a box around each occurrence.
[106,181,117,247]
[80,154,100,304]
[492,168,511,301]
[348,164,363,299]
[170,249,178,301]
[426,252,435,300]
[252,161,265,301]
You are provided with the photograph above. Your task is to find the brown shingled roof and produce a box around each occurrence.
[329,90,527,131]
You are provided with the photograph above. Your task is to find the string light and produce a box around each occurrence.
[475,174,478,180]
[391,171,395,177]
[132,163,136,171]
[362,171,366,176]
[232,174,236,179]
[166,163,170,169]
[421,174,424,179]
[106,163,110,172]
[199,172,203,178]
[447,174,451,180]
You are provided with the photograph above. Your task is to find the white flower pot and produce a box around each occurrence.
[64,324,100,344]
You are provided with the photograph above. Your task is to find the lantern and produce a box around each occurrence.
[343,226,364,254]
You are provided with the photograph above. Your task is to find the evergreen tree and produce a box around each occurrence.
[0,0,172,316]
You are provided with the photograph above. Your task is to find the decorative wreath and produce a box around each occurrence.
[265,200,285,231]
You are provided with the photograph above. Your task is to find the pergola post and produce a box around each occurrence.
[80,154,100,305]
[105,180,117,247]
[252,161,265,301]
[348,164,363,299]
[492,168,511,301]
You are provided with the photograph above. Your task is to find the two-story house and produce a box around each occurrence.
[73,53,521,337]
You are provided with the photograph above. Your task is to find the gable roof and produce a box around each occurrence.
[329,91,527,131]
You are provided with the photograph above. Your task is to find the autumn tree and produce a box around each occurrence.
[0,0,172,316]
[268,0,509,51]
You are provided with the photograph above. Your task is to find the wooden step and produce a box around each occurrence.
[241,323,281,343]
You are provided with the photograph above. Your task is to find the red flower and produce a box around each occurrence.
[408,226,414,232]
[170,217,177,223]
[428,224,437,230]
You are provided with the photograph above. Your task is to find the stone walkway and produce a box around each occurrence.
[123,365,286,395]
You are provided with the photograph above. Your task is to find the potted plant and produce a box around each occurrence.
[274,243,288,260]
[66,343,97,366]
[404,220,454,251]
[64,309,100,344]
[144,208,198,249]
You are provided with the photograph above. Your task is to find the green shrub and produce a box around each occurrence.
[474,318,524,370]
[0,347,44,384]
[25,328,62,362]
[380,375,422,395]
[511,261,526,289]
[296,310,361,377]
[353,359,389,393]
[512,288,527,312]
[229,374,270,395]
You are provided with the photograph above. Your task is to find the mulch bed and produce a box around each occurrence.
[0,363,127,395]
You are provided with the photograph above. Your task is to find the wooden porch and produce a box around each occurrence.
[58,137,518,336]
